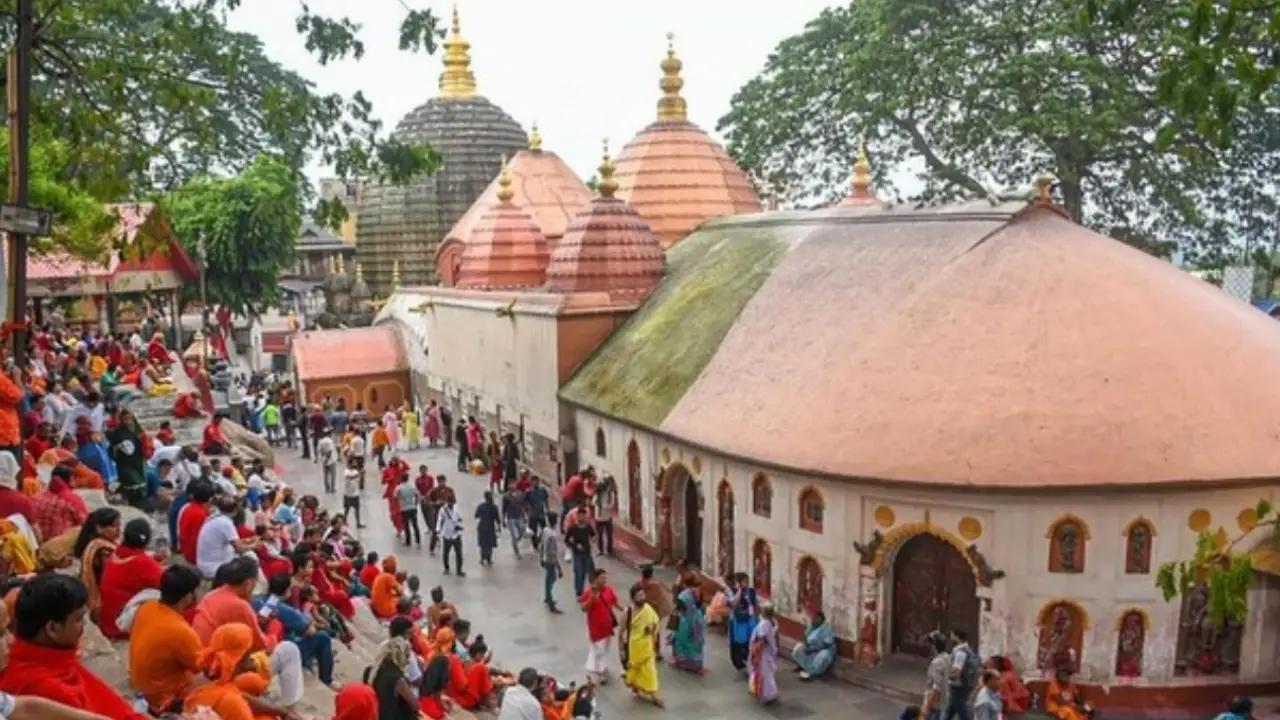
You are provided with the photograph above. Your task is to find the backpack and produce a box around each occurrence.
[954,644,981,690]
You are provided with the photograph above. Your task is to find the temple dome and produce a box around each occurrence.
[455,159,551,290]
[563,184,1280,489]
[544,145,665,296]
[614,35,760,249]
[439,127,591,285]
[355,7,526,296]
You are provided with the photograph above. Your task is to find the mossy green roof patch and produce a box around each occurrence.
[561,225,790,428]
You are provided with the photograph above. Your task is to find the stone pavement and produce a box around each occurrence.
[277,441,902,720]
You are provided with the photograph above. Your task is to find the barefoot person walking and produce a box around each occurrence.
[621,584,664,708]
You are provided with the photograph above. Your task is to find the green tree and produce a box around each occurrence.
[165,155,301,316]
[1087,0,1280,149]
[718,0,1279,258]
[0,132,115,258]
[1157,500,1277,629]
[0,0,443,239]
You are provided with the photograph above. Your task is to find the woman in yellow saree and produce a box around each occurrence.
[621,585,664,707]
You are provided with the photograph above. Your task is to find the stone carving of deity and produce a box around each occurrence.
[797,558,823,613]
[1115,611,1145,677]
[1058,524,1080,571]
[1037,604,1078,673]
[717,486,734,577]
[1125,523,1151,574]
[753,541,772,597]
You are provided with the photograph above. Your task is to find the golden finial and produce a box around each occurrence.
[392,259,402,288]
[852,138,872,195]
[496,155,514,204]
[1033,173,1055,204]
[438,3,477,99]
[656,32,687,122]
[528,122,542,151]
[597,139,618,198]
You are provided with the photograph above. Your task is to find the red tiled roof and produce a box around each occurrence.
[292,325,407,381]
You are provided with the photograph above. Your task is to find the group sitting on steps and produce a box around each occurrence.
[0,323,607,719]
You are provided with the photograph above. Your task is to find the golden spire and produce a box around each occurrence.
[598,139,618,198]
[656,32,687,122]
[438,4,477,99]
[496,155,515,204]
[392,259,402,288]
[528,122,542,151]
[852,138,872,195]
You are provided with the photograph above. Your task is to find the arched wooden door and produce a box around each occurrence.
[627,442,642,528]
[891,534,980,657]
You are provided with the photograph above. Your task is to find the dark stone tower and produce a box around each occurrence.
[355,6,525,297]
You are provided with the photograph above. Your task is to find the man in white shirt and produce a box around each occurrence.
[58,391,104,441]
[345,432,366,490]
[497,668,543,720]
[316,431,338,494]
[436,497,465,577]
[342,459,364,528]
[196,497,257,578]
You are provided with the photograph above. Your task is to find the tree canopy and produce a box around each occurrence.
[165,155,300,317]
[0,0,443,256]
[1086,0,1280,149]
[718,0,1280,261]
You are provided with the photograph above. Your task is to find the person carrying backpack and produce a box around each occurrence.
[944,628,981,720]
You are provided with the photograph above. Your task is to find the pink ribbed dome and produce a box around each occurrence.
[455,197,550,290]
[543,196,664,295]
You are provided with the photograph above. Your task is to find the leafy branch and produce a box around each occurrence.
[1156,499,1275,627]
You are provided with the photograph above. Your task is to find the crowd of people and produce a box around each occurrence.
[6,323,1261,720]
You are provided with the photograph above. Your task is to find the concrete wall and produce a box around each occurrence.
[571,405,1280,687]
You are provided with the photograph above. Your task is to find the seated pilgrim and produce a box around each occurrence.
[202,413,230,455]
[1045,666,1094,720]
[791,609,837,680]
[0,573,149,719]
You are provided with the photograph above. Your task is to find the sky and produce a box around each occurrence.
[226,0,839,192]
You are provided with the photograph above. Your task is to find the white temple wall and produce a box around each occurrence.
[570,405,1280,684]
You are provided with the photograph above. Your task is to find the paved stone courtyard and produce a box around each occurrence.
[278,441,901,719]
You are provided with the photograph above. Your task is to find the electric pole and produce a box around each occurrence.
[6,0,33,364]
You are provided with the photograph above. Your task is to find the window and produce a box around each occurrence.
[751,473,772,518]
[797,556,823,613]
[1047,516,1088,573]
[752,539,772,597]
[1124,519,1154,574]
[799,486,825,533]
[595,427,607,458]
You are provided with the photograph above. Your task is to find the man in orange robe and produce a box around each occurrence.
[129,565,204,714]
[1046,667,1093,720]
[370,556,402,619]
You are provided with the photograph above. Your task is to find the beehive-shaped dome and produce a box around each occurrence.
[439,125,591,286]
[455,159,551,290]
[355,7,525,296]
[545,144,665,296]
[614,35,761,249]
